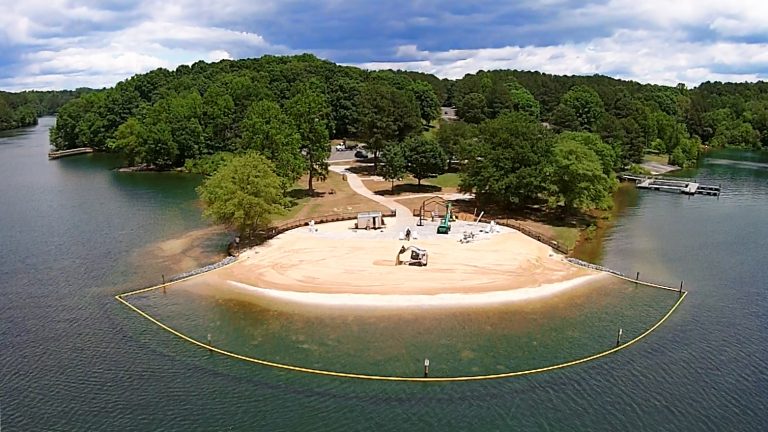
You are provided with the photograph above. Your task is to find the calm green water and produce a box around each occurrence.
[131,279,675,378]
[2,119,767,430]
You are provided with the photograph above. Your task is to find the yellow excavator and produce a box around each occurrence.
[396,245,428,266]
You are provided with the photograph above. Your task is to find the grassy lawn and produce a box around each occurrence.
[424,172,460,189]
[422,119,440,138]
[361,172,459,197]
[550,226,580,251]
[272,171,390,224]
[362,176,443,196]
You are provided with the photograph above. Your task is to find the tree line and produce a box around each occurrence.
[0,90,87,131]
[45,54,768,234]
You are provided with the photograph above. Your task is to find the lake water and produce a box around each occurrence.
[1,118,767,430]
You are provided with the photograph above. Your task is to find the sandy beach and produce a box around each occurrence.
[174,219,603,308]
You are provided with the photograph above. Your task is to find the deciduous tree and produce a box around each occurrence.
[286,88,331,195]
[353,82,421,174]
[197,152,286,237]
[550,139,614,213]
[560,85,604,131]
[411,80,441,125]
[460,113,554,207]
[240,100,305,188]
[404,135,446,187]
[457,93,487,124]
[380,141,407,192]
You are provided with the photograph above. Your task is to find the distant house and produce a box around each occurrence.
[440,107,458,121]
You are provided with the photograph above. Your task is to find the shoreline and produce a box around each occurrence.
[170,219,601,308]
[224,273,605,308]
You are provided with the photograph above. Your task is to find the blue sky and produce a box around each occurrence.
[1,0,768,90]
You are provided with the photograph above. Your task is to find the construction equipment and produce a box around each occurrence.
[396,245,428,266]
[417,196,449,226]
[437,203,452,234]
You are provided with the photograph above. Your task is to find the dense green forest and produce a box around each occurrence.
[46,54,768,231]
[0,90,87,131]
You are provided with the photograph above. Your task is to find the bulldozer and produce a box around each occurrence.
[396,245,428,266]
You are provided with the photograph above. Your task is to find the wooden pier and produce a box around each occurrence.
[48,147,94,159]
[619,173,720,196]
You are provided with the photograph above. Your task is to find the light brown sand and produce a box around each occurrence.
[134,226,227,275]
[178,221,598,301]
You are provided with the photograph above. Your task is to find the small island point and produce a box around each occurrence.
[175,168,603,308]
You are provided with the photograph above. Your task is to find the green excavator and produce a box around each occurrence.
[437,203,452,234]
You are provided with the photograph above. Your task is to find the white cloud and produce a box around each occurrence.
[357,30,768,86]
[0,4,284,91]
[2,0,768,90]
[208,50,233,61]
[571,0,768,38]
[0,0,292,90]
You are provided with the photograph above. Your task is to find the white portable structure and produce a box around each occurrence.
[356,211,384,230]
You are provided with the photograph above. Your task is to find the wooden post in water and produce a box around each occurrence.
[162,274,166,294]
[424,358,430,377]
[636,272,640,284]
[616,328,623,347]
[679,281,684,297]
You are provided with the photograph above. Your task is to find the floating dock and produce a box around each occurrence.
[48,147,94,159]
[619,174,720,196]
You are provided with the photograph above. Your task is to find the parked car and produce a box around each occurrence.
[335,144,346,151]
[354,150,368,159]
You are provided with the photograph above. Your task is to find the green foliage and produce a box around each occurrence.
[550,139,615,213]
[197,152,286,236]
[162,91,205,165]
[557,131,617,175]
[461,112,555,207]
[394,70,449,105]
[380,141,407,190]
[456,93,487,124]
[139,120,176,168]
[0,89,84,132]
[327,77,361,138]
[436,120,477,168]
[184,152,235,175]
[240,100,304,187]
[285,87,331,193]
[201,84,235,152]
[425,172,461,188]
[507,81,541,119]
[46,55,768,224]
[404,135,447,185]
[628,164,652,175]
[559,85,605,131]
[108,118,144,166]
[353,82,421,173]
[411,80,441,124]
[710,121,760,149]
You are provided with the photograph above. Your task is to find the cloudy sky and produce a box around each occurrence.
[1,0,768,91]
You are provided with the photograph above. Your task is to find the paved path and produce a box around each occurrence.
[330,165,415,231]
